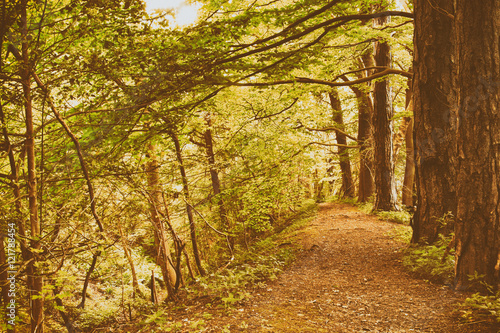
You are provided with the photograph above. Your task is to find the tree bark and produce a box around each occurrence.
[402,117,415,207]
[328,90,355,197]
[170,132,206,276]
[412,0,457,244]
[0,19,26,333]
[203,115,231,233]
[20,1,43,330]
[454,0,500,290]
[393,117,411,167]
[118,225,142,298]
[0,236,10,307]
[145,143,178,296]
[347,53,375,202]
[373,15,397,211]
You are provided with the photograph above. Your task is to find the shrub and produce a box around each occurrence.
[402,233,455,284]
[460,275,500,324]
[75,299,119,331]
[461,290,500,323]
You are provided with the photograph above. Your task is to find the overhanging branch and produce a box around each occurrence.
[222,68,412,88]
[215,11,413,65]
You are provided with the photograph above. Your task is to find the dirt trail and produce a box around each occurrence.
[205,202,499,332]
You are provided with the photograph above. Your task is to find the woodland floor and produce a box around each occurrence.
[140,202,500,332]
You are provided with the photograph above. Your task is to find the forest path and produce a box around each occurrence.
[204,202,498,332]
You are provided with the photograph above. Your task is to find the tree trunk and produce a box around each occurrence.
[0,32,25,333]
[20,1,43,330]
[0,236,10,328]
[328,90,355,198]
[145,143,178,296]
[348,53,374,202]
[119,225,142,298]
[313,168,324,202]
[393,117,411,167]
[454,0,500,290]
[402,117,415,207]
[203,115,231,233]
[412,0,457,244]
[373,15,397,211]
[170,132,206,276]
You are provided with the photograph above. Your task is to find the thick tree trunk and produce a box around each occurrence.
[373,15,397,211]
[145,143,178,295]
[170,132,206,276]
[454,0,500,290]
[412,0,457,244]
[328,90,355,198]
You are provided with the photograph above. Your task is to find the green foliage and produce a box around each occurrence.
[143,309,185,332]
[1,0,414,331]
[197,249,290,301]
[402,233,455,284]
[75,299,119,331]
[459,275,500,324]
[461,290,500,323]
[221,292,252,308]
[386,225,412,244]
[196,200,315,308]
[375,210,411,225]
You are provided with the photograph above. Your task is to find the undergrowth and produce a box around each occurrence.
[459,275,500,325]
[196,199,317,303]
[460,289,500,324]
[375,210,411,225]
[333,196,411,225]
[402,233,455,284]
[138,199,318,332]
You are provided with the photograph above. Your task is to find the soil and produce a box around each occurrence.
[197,202,500,332]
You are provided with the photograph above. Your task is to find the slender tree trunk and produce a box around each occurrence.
[170,132,206,276]
[203,115,231,233]
[393,117,411,167]
[402,118,415,207]
[347,53,374,202]
[394,75,413,167]
[118,226,141,298]
[0,236,9,305]
[400,79,414,208]
[328,90,355,197]
[373,15,397,211]
[0,36,25,333]
[145,143,177,296]
[412,0,457,244]
[313,168,324,202]
[20,2,43,330]
[454,0,500,290]
[53,287,77,333]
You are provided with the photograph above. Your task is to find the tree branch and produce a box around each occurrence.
[215,11,413,65]
[223,68,412,88]
[298,122,359,142]
[307,141,361,148]
[31,72,104,233]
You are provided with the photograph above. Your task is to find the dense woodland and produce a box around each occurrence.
[0,0,498,332]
